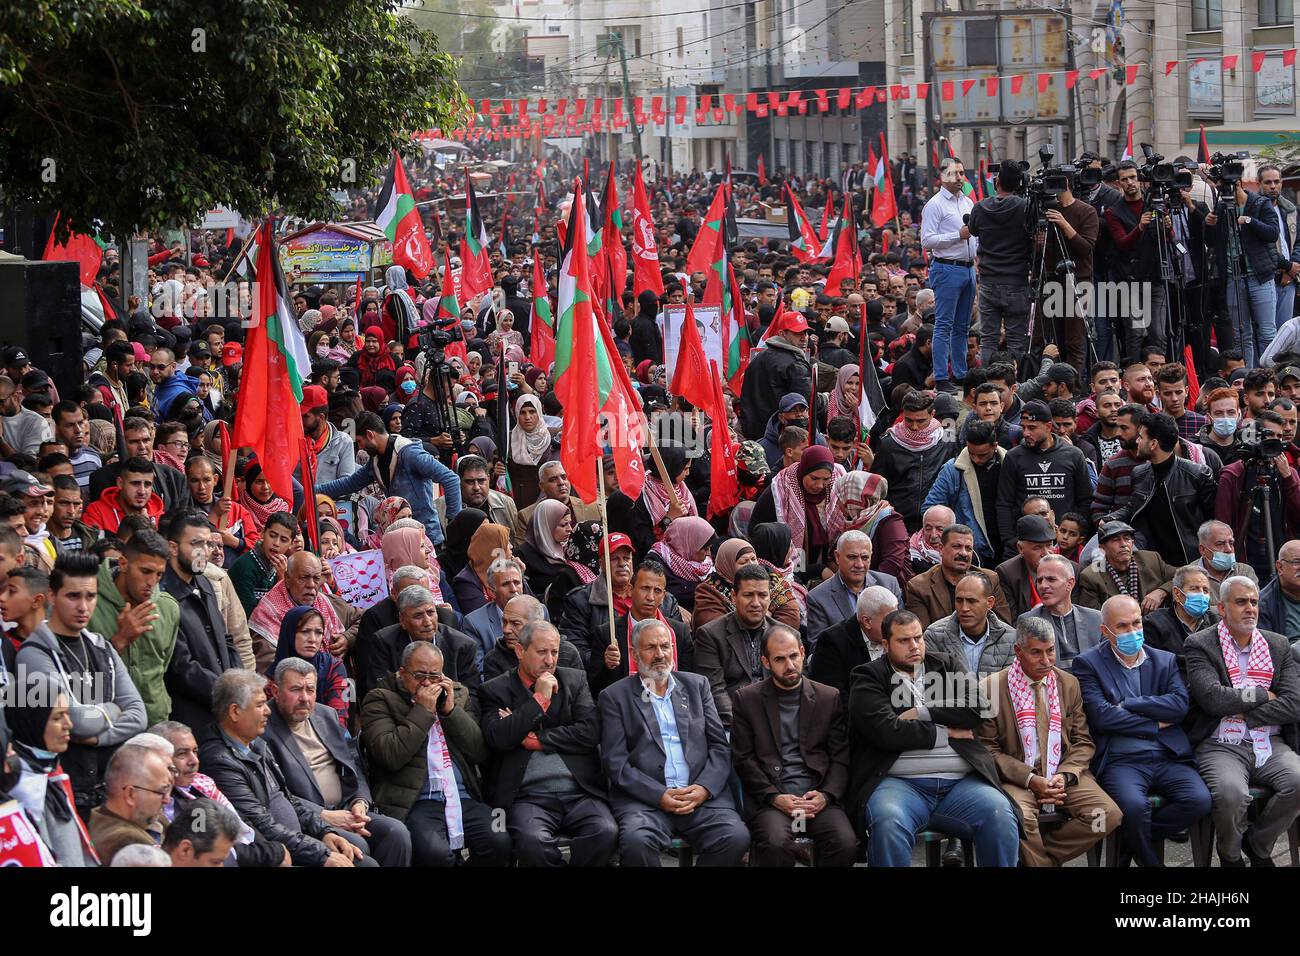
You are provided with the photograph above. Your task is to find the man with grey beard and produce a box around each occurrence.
[597,618,749,866]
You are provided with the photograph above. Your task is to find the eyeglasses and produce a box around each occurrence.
[149,363,172,372]
[129,783,171,798]
[404,670,442,684]
[1279,559,1300,567]
[164,440,190,450]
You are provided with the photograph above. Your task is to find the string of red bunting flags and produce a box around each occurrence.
[422,47,1299,141]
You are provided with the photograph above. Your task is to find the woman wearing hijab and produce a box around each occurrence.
[517,498,574,604]
[485,310,524,354]
[537,518,603,621]
[395,365,418,403]
[507,393,558,509]
[350,326,397,389]
[238,462,291,536]
[441,507,488,581]
[629,446,698,557]
[381,265,420,345]
[827,364,863,432]
[692,537,802,632]
[454,521,520,614]
[750,445,844,586]
[381,522,449,606]
[829,471,912,584]
[272,607,350,728]
[4,675,98,866]
[317,516,354,559]
[336,316,360,357]
[366,496,411,551]
[749,522,808,625]
[382,403,405,435]
[648,515,715,613]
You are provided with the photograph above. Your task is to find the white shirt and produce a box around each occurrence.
[921,188,977,262]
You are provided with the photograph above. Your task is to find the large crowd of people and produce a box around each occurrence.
[3,142,1300,870]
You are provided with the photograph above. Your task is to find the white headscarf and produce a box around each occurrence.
[509,394,552,465]
[526,498,570,564]
[385,265,408,292]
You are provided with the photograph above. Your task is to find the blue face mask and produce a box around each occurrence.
[1182,592,1211,617]
[1115,630,1144,656]
[400,379,416,395]
[1209,550,1236,572]
[1212,416,1238,438]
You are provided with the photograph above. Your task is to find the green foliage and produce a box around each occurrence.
[403,0,538,100]
[0,0,465,238]
[1258,133,1300,167]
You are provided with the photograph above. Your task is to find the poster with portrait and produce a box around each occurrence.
[658,304,723,385]
[1188,57,1223,115]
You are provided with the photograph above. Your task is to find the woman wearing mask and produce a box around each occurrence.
[3,676,99,866]
[395,365,419,403]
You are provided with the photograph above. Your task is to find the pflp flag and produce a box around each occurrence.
[685,184,727,277]
[233,220,311,503]
[631,159,664,298]
[784,184,821,263]
[824,194,862,294]
[375,151,433,280]
[460,172,493,298]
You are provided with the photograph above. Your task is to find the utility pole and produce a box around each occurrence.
[599,31,644,164]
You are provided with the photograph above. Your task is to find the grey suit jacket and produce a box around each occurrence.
[464,602,502,675]
[806,570,903,644]
[1015,604,1104,671]
[597,670,735,812]
[922,611,1017,677]
[263,703,372,810]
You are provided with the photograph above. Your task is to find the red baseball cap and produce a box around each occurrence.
[782,311,811,333]
[299,384,328,414]
[607,532,634,554]
[222,342,242,367]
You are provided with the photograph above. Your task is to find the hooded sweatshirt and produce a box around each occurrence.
[995,437,1093,558]
[966,194,1032,284]
[82,486,166,535]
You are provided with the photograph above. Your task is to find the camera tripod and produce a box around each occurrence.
[1029,215,1101,372]
[419,341,466,457]
[1211,185,1263,366]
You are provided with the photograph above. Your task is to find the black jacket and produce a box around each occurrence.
[161,568,238,735]
[199,731,339,867]
[738,340,813,440]
[556,576,681,669]
[477,666,608,810]
[592,612,694,694]
[807,615,878,698]
[845,651,1021,834]
[482,635,584,682]
[264,703,373,810]
[995,439,1092,559]
[872,431,959,533]
[1104,457,1217,566]
[1204,189,1282,283]
[359,622,481,715]
[967,194,1032,284]
[630,315,664,366]
[1143,606,1219,673]
[888,347,931,395]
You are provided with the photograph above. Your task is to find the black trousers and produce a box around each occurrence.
[335,813,412,867]
[407,795,512,867]
[507,793,618,866]
[615,803,750,866]
[748,804,859,867]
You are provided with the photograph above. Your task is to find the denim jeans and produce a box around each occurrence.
[1276,278,1297,338]
[864,774,1021,867]
[929,262,977,383]
[1227,274,1278,367]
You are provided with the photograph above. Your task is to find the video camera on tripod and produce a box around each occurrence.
[417,315,468,455]
[1136,144,1195,213]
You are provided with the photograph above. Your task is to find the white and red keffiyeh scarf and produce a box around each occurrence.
[1007,659,1062,779]
[1215,621,1279,767]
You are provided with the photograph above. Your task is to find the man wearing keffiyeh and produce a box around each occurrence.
[1185,576,1300,867]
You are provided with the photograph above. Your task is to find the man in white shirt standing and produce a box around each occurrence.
[921,157,978,393]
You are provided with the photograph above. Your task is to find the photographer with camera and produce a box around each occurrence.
[1078,156,1125,362]
[1203,160,1281,367]
[967,162,1033,370]
[1033,168,1098,371]
[1258,164,1300,336]
[1214,410,1300,585]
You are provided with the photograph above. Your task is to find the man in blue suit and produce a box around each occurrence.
[806,530,903,644]
[1074,594,1212,866]
[597,618,750,866]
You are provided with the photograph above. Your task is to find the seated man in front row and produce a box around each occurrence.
[847,609,1022,867]
[977,616,1121,866]
[597,618,750,866]
[1185,576,1300,867]
[1073,595,1212,867]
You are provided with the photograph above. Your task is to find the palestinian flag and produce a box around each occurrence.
[434,250,466,362]
[685,185,726,278]
[529,255,556,369]
[232,219,311,503]
[785,184,822,263]
[375,151,433,279]
[824,194,862,294]
[43,213,104,288]
[705,360,740,519]
[583,174,607,315]
[554,183,646,503]
[722,262,751,394]
[460,173,493,298]
[1121,121,1134,162]
[871,133,899,228]
[819,189,836,243]
[866,142,879,197]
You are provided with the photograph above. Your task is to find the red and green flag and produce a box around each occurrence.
[375,151,433,280]
[601,161,627,317]
[232,220,311,503]
[705,360,740,519]
[460,173,493,298]
[784,184,821,263]
[529,254,555,370]
[685,184,726,277]
[824,194,862,294]
[871,133,899,228]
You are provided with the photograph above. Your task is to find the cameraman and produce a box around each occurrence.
[1167,166,1223,379]
[1214,410,1300,584]
[1104,161,1167,363]
[967,162,1033,369]
[1203,171,1281,367]
[1080,155,1125,362]
[1258,164,1300,337]
[1035,170,1098,370]
[402,360,461,463]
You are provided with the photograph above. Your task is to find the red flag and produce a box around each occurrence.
[1185,345,1201,406]
[824,194,861,294]
[42,214,102,287]
[706,360,740,519]
[670,297,713,411]
[232,220,308,503]
[872,133,899,228]
[601,161,627,314]
[631,160,665,298]
[757,153,767,186]
[1198,126,1210,164]
[530,255,556,369]
[685,185,727,277]
[819,190,835,242]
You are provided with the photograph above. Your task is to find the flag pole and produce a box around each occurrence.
[220,226,260,285]
[645,428,683,513]
[217,421,238,531]
[597,456,618,648]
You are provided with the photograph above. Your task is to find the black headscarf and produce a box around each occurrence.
[442,507,488,579]
[7,672,72,823]
[748,522,793,568]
